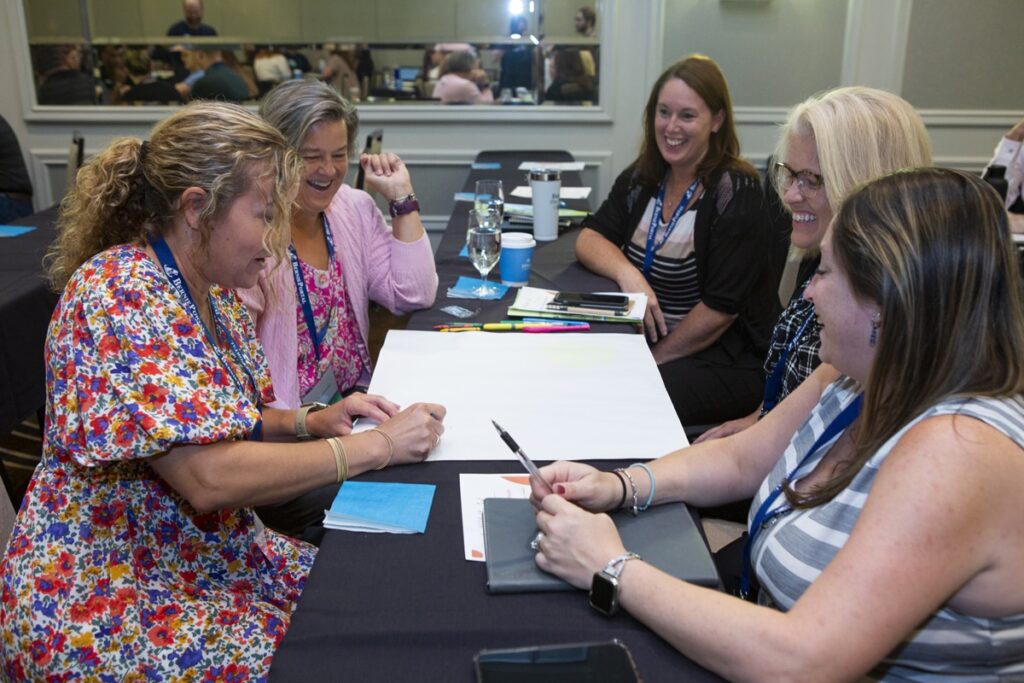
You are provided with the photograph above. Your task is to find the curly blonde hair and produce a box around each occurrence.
[47,101,302,289]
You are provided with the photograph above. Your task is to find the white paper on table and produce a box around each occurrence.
[509,185,592,200]
[459,473,533,561]
[517,161,586,172]
[358,330,687,462]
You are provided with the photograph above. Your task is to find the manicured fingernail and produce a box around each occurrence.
[554,484,566,495]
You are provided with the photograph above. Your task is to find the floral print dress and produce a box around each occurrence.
[295,253,367,400]
[0,245,316,681]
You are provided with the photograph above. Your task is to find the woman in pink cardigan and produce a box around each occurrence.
[240,78,439,539]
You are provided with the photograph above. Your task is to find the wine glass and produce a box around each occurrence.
[474,179,505,224]
[466,209,502,297]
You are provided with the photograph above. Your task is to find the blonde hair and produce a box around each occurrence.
[774,86,933,217]
[47,102,301,289]
[787,168,1024,508]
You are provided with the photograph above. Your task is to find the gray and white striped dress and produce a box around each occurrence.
[750,376,1024,681]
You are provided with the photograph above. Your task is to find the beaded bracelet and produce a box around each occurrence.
[630,462,656,512]
[618,467,640,516]
[372,428,395,470]
[611,469,628,510]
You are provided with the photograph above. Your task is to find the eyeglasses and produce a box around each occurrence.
[774,162,825,196]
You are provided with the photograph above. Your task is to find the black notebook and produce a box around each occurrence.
[482,498,720,593]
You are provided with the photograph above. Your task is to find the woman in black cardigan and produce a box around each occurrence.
[575,54,782,428]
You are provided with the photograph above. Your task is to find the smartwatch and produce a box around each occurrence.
[388,192,420,218]
[295,402,328,440]
[589,552,641,617]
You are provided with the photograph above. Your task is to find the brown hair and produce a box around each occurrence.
[634,54,755,188]
[47,101,301,289]
[787,168,1024,508]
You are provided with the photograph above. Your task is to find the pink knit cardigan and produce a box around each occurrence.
[239,185,438,408]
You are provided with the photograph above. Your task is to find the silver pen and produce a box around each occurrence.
[491,420,552,551]
[491,419,553,496]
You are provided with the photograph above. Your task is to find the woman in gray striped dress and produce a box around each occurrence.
[531,168,1024,682]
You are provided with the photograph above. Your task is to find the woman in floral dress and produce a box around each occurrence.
[0,102,445,680]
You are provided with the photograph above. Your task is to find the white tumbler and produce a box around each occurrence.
[529,168,561,241]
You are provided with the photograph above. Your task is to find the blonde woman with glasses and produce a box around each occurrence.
[696,87,932,443]
[533,168,1024,682]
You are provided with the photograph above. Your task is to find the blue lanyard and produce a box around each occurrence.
[761,311,816,412]
[739,393,863,599]
[288,213,335,361]
[150,236,261,413]
[642,177,700,276]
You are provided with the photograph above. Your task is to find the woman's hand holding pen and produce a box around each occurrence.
[533,494,627,590]
[528,461,624,513]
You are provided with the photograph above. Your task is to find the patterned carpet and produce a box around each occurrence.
[0,416,41,509]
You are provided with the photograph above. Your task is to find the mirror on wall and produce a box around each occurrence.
[22,0,601,108]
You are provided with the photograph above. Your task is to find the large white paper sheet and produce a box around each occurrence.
[362,331,688,462]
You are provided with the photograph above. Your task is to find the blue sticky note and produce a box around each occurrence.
[446,275,509,300]
[453,191,475,202]
[0,225,35,237]
[459,244,468,257]
[471,162,502,170]
[325,481,436,534]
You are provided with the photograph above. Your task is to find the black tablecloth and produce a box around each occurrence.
[0,207,59,434]
[412,150,631,334]
[268,460,724,683]
[270,152,722,682]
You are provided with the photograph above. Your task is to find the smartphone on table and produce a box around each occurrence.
[475,640,641,682]
[551,292,630,311]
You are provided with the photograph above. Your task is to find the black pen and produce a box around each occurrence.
[491,420,554,496]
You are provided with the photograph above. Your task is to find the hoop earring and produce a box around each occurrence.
[869,314,881,347]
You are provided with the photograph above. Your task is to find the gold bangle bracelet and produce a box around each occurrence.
[371,428,395,470]
[326,437,348,484]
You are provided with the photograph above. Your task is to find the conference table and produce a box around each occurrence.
[0,208,59,437]
[269,152,724,682]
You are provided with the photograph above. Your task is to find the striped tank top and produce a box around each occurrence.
[750,376,1024,681]
[624,195,702,330]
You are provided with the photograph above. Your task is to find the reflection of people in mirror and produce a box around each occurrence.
[117,48,185,104]
[321,44,359,100]
[187,48,252,103]
[34,44,97,105]
[433,50,493,104]
[167,0,217,37]
[497,17,536,96]
[160,0,218,81]
[544,48,595,103]
[575,5,597,38]
[253,44,292,95]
